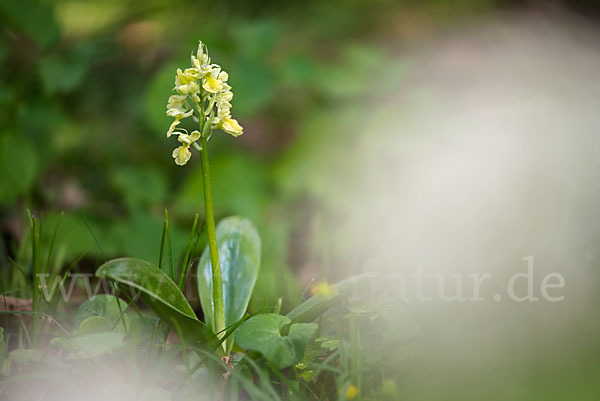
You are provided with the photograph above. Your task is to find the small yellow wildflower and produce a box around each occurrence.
[310,280,335,298]
[345,384,359,400]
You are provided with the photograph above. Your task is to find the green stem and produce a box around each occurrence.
[28,212,40,347]
[200,133,225,345]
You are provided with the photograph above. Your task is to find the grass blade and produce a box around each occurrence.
[177,213,200,290]
[79,210,107,262]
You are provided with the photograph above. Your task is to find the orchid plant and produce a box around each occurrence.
[165,41,245,345]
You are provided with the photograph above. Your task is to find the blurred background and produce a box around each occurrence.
[0,0,519,310]
[2,0,600,399]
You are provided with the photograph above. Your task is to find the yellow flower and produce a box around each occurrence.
[174,68,201,95]
[172,130,201,166]
[185,130,201,143]
[192,55,210,73]
[166,40,244,164]
[220,90,233,102]
[216,70,228,82]
[191,41,211,74]
[217,101,232,118]
[167,95,187,109]
[166,107,193,119]
[219,117,243,137]
[183,68,199,81]
[176,81,199,96]
[202,67,229,94]
[345,384,359,400]
[310,281,335,298]
[172,145,191,166]
[165,96,192,137]
[166,119,181,137]
[202,73,223,94]
[175,68,198,86]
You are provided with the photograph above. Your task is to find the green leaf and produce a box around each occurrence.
[74,294,134,337]
[197,217,261,340]
[74,294,128,330]
[96,258,216,349]
[110,165,167,210]
[235,314,317,369]
[0,0,60,48]
[0,133,38,205]
[126,313,160,343]
[39,53,87,94]
[77,315,128,336]
[286,273,379,324]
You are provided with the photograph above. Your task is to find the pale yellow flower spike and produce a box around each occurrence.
[166,40,243,165]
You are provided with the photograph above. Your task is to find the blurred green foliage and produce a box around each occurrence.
[4,1,600,400]
[0,0,495,310]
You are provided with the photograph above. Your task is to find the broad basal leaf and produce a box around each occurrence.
[96,258,216,349]
[77,315,128,336]
[235,313,317,369]
[74,294,128,331]
[197,216,261,350]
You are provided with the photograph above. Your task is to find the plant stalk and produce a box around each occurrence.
[199,133,225,346]
[29,212,41,347]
